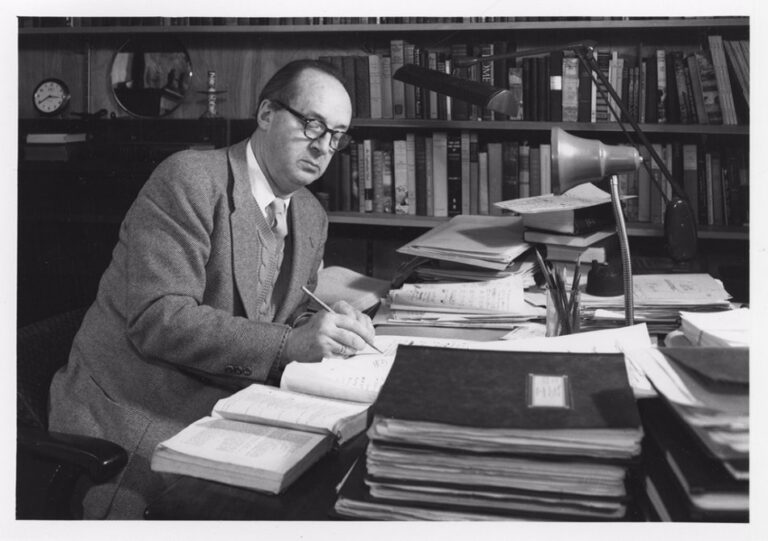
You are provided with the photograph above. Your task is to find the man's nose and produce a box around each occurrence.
[309,132,334,155]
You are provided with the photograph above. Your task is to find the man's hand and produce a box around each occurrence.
[283,301,375,362]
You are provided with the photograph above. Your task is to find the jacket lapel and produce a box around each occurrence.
[228,140,262,320]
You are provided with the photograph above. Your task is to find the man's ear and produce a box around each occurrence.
[255,99,275,129]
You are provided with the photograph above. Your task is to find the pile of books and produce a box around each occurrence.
[628,347,749,521]
[496,183,619,272]
[335,345,645,520]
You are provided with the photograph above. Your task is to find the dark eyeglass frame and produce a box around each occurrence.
[272,99,352,151]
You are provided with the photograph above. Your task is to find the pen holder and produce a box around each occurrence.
[545,287,581,337]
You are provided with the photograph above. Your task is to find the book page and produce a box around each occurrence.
[155,417,328,473]
[213,384,369,437]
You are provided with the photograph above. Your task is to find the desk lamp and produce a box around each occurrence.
[393,41,699,326]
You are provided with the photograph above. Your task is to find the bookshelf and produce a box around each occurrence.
[18,16,750,320]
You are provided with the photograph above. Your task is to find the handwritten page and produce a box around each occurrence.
[633,274,732,305]
[389,275,527,314]
[494,183,611,214]
[281,326,656,403]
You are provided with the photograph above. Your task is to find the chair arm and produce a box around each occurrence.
[18,427,128,483]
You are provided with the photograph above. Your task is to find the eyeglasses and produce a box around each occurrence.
[272,100,352,151]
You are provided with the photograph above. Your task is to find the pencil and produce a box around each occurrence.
[301,286,384,354]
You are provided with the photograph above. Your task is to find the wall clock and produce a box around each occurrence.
[32,78,71,116]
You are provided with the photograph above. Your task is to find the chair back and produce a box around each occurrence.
[17,308,87,430]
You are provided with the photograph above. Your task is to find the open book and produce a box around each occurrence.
[151,384,369,494]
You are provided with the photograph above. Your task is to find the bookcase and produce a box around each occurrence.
[18,16,750,322]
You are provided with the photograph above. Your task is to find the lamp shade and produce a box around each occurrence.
[550,128,642,194]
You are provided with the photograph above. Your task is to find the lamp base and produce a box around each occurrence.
[664,197,698,262]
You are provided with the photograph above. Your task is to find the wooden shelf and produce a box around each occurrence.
[19,17,748,36]
[328,213,749,240]
[350,119,749,136]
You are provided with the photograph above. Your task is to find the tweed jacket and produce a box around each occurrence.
[48,139,328,518]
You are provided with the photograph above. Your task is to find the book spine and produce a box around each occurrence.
[427,51,439,120]
[392,139,409,215]
[527,146,540,198]
[414,135,427,216]
[638,59,647,124]
[501,140,519,201]
[518,142,530,199]
[425,137,434,216]
[696,145,708,224]
[460,131,471,214]
[686,53,707,124]
[710,151,724,225]
[561,56,580,122]
[380,56,393,119]
[682,143,699,222]
[708,35,738,124]
[577,53,593,123]
[446,133,463,215]
[405,133,417,215]
[486,142,503,215]
[469,132,480,214]
[539,144,551,196]
[340,151,352,211]
[696,51,723,124]
[478,150,489,215]
[381,148,394,214]
[431,132,448,217]
[390,40,406,119]
[341,56,357,119]
[368,55,383,119]
[356,143,366,212]
[362,139,374,212]
[656,50,667,123]
[403,42,417,119]
[549,50,563,122]
[354,56,371,119]
[479,43,495,121]
[349,144,360,212]
[372,149,385,212]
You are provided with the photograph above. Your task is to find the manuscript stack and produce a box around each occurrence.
[334,345,644,520]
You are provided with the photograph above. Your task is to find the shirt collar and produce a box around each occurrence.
[246,138,291,214]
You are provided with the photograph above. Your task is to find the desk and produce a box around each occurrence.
[144,433,367,520]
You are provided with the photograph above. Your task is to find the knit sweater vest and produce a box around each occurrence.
[253,203,292,322]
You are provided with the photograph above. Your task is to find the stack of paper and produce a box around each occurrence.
[335,345,644,520]
[679,307,750,347]
[396,215,531,270]
[577,274,733,334]
[625,347,749,521]
[383,275,544,329]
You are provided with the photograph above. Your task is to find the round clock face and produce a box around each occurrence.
[33,78,71,116]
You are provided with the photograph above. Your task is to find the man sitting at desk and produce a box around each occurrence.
[48,59,375,519]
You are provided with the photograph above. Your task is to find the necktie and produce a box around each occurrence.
[269,198,288,241]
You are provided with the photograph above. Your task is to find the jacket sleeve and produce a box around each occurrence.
[121,151,308,384]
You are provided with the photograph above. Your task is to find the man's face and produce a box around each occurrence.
[256,69,352,197]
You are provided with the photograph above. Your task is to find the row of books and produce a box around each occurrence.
[18,16,706,28]
[310,35,747,126]
[320,134,749,228]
